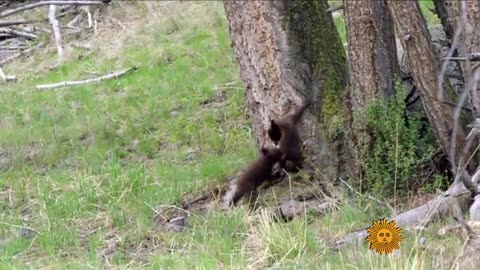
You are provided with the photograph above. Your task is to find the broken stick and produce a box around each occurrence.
[0,67,16,81]
[48,4,63,67]
[35,66,138,90]
[0,28,38,39]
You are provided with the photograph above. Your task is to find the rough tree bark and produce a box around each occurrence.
[387,0,472,169]
[343,0,398,177]
[433,0,455,40]
[223,0,348,180]
[441,1,480,118]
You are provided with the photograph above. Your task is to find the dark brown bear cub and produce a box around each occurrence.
[268,100,310,171]
[228,147,284,206]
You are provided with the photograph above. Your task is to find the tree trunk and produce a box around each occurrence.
[433,0,455,40]
[387,0,472,170]
[223,0,348,180]
[441,1,480,118]
[343,0,398,177]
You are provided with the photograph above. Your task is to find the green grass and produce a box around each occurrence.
[0,1,468,269]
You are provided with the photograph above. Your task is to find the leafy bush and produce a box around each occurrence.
[356,82,437,196]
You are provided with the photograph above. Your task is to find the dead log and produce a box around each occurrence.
[0,1,104,19]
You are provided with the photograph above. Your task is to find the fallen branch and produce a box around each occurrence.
[0,27,38,39]
[0,67,16,81]
[0,1,105,19]
[333,180,476,249]
[67,14,82,28]
[0,9,73,28]
[0,45,28,50]
[36,66,138,90]
[0,19,29,27]
[48,4,63,67]
[0,10,73,27]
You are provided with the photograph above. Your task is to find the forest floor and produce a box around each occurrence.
[0,1,469,269]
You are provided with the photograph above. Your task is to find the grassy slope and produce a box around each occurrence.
[0,1,464,269]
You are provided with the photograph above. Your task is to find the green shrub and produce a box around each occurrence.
[356,82,437,196]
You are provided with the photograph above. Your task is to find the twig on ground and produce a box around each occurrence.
[85,6,93,28]
[36,66,138,90]
[0,19,29,27]
[0,67,16,81]
[67,14,82,28]
[0,45,27,50]
[0,222,40,235]
[0,1,104,19]
[36,26,52,34]
[0,27,37,39]
[71,41,92,50]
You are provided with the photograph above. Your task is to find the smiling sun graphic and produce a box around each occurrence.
[365,218,403,255]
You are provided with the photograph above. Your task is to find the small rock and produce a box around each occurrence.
[418,237,427,247]
[19,227,37,239]
[165,216,187,232]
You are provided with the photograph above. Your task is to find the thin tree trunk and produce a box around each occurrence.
[433,0,455,40]
[387,0,471,170]
[343,0,398,177]
[223,0,348,180]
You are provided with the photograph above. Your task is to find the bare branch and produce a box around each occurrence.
[36,66,138,90]
[0,19,29,27]
[0,27,37,39]
[85,6,93,28]
[66,14,81,28]
[48,4,63,67]
[442,53,480,62]
[0,1,104,19]
[0,6,78,27]
[0,45,27,50]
